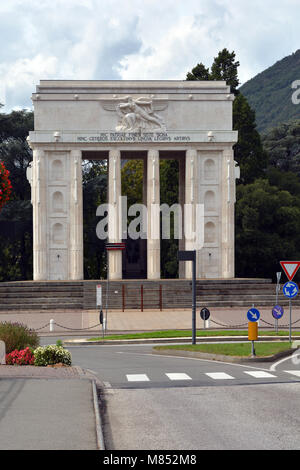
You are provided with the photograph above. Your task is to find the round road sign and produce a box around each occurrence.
[272,305,284,320]
[247,308,260,322]
[200,308,210,321]
[283,282,299,299]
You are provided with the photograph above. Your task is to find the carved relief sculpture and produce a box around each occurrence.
[102,96,167,132]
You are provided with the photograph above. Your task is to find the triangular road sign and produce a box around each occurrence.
[280,261,300,281]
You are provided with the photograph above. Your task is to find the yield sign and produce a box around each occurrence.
[280,261,300,281]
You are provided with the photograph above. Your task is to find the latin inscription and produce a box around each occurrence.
[77,132,191,143]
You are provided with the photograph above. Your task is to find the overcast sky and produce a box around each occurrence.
[0,0,299,111]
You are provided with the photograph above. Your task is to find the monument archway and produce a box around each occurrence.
[27,80,238,281]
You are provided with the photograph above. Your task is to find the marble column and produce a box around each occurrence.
[32,148,48,280]
[184,148,198,279]
[178,156,186,279]
[147,149,160,279]
[108,149,122,280]
[221,147,235,278]
[69,149,83,280]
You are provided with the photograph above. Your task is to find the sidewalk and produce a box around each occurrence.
[0,366,101,450]
[1,306,299,335]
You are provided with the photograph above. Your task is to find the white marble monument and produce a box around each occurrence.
[27,80,238,280]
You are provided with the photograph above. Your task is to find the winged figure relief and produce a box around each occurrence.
[102,96,168,132]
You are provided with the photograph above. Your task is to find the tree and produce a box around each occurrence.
[0,108,33,281]
[186,49,240,95]
[186,63,210,81]
[235,178,300,280]
[82,160,107,279]
[210,48,240,95]
[233,93,268,184]
[262,120,300,176]
[187,50,268,184]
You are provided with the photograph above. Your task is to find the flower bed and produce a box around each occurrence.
[0,161,12,212]
[6,347,35,366]
[33,345,72,367]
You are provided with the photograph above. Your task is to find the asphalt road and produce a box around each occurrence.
[41,338,300,450]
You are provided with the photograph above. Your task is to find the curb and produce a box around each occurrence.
[64,336,300,346]
[152,347,298,363]
[92,380,105,451]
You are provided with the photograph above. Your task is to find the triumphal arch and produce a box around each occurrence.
[27,80,238,281]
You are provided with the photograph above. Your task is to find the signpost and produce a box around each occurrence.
[282,281,299,342]
[280,261,300,282]
[247,308,260,357]
[280,261,300,342]
[272,305,284,333]
[178,250,196,344]
[248,322,258,357]
[200,307,210,329]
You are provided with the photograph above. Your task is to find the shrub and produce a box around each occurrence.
[34,345,72,367]
[0,322,39,354]
[6,347,35,365]
[0,161,12,212]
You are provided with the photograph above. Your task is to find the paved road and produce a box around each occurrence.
[42,338,300,450]
[103,383,300,450]
[53,342,300,389]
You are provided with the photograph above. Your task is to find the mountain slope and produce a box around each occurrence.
[240,50,300,134]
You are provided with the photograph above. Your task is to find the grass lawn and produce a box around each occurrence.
[88,329,300,341]
[153,342,294,357]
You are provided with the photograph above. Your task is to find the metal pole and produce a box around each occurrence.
[251,340,256,357]
[105,250,109,334]
[275,273,281,334]
[289,299,292,343]
[192,251,196,345]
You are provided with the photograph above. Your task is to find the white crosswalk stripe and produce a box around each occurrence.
[124,370,283,383]
[126,374,150,382]
[205,372,235,380]
[166,373,192,381]
[284,370,300,377]
[244,371,276,379]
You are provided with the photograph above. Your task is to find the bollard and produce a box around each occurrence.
[103,318,107,332]
[0,340,5,364]
[205,318,210,329]
[50,319,55,332]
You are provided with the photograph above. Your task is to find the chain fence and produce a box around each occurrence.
[30,316,300,333]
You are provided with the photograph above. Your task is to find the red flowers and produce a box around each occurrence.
[0,161,12,212]
[6,347,35,366]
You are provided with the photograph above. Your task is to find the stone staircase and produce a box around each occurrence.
[0,278,297,311]
[0,281,84,311]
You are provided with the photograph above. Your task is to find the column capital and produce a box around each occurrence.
[148,148,159,159]
[186,148,197,159]
[70,149,82,159]
[109,148,121,159]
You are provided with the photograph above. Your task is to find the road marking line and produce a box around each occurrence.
[126,374,150,382]
[284,370,300,377]
[244,371,276,378]
[270,352,300,371]
[165,373,192,381]
[205,372,235,380]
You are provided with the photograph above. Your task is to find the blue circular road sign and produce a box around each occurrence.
[272,305,284,320]
[247,308,261,322]
[283,282,299,299]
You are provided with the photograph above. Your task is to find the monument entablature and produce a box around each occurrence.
[27,80,238,281]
